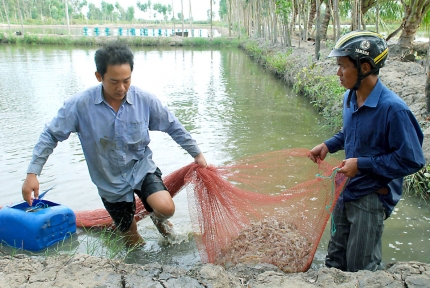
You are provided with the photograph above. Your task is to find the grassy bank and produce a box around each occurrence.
[0,32,239,47]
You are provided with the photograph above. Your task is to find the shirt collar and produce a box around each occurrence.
[125,90,133,104]
[94,84,133,105]
[94,84,104,104]
[361,79,382,108]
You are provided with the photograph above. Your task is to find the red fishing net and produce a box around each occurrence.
[74,148,347,272]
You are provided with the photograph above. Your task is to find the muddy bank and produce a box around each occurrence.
[1,254,429,287]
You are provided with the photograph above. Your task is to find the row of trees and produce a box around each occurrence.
[224,0,430,50]
[0,0,142,24]
[0,0,219,25]
[0,0,221,38]
[1,0,429,50]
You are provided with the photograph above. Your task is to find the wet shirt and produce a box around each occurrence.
[27,84,201,202]
[324,80,425,216]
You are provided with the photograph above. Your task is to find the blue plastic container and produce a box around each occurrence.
[0,199,76,251]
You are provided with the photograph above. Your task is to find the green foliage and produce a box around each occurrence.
[19,34,75,45]
[183,37,210,46]
[293,67,344,132]
[80,227,139,260]
[275,0,293,23]
[365,1,403,25]
[404,165,430,202]
[219,0,228,21]
[241,40,264,62]
[182,37,238,47]
[264,49,293,76]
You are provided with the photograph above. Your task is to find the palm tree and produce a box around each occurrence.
[398,0,430,48]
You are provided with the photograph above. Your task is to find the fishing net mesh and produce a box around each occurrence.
[74,148,347,273]
[165,148,347,272]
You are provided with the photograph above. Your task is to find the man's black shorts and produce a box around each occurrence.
[101,168,168,232]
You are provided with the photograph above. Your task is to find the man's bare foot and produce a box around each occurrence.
[150,215,174,237]
[123,232,145,248]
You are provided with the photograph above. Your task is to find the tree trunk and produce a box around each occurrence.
[307,0,316,36]
[376,0,379,32]
[397,1,430,48]
[333,0,340,41]
[292,0,297,34]
[315,0,321,60]
[320,0,331,40]
[172,0,176,33]
[189,0,193,36]
[357,0,362,29]
[1,0,10,29]
[256,0,261,38]
[210,0,213,39]
[298,0,301,47]
[351,0,357,30]
[236,0,240,39]
[386,22,404,42]
[426,70,430,113]
[227,0,232,37]
[181,0,184,37]
[40,5,45,34]
[17,0,24,34]
[301,1,308,41]
[65,0,70,35]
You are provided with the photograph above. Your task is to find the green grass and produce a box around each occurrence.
[404,165,430,202]
[0,32,239,48]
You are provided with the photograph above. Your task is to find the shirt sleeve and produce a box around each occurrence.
[357,109,425,178]
[147,96,201,158]
[324,130,345,154]
[27,102,78,175]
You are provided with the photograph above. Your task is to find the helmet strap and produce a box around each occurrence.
[346,60,378,108]
[346,59,363,108]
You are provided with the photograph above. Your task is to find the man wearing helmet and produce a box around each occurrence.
[309,30,425,272]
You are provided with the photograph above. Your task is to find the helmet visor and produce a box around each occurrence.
[328,48,352,58]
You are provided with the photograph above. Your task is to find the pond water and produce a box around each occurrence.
[0,44,428,269]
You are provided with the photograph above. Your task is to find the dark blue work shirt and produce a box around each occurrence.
[324,80,425,217]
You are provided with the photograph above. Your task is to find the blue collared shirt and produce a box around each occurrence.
[324,80,425,216]
[27,84,201,202]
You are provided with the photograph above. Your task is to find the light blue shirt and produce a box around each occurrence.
[27,84,201,202]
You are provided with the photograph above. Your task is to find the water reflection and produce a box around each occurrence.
[0,45,428,268]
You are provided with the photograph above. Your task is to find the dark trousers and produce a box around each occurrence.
[325,192,385,272]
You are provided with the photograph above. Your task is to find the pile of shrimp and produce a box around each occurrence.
[214,217,312,273]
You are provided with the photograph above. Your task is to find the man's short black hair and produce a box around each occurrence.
[94,41,134,78]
